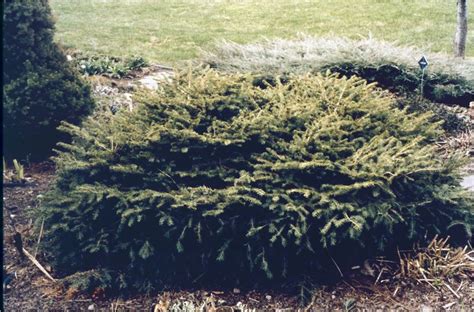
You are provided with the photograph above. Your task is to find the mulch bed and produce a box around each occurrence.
[3,162,473,311]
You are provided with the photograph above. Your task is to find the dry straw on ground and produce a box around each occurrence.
[397,236,473,298]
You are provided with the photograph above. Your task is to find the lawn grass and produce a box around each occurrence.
[50,0,473,65]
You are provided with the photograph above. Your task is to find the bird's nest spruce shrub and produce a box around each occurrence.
[202,36,474,109]
[37,69,473,292]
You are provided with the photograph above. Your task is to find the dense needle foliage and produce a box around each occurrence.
[38,69,473,291]
[3,0,94,159]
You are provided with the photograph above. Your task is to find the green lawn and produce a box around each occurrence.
[50,0,473,65]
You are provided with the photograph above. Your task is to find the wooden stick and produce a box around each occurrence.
[392,286,399,297]
[34,218,45,258]
[22,247,56,282]
[456,281,464,293]
[418,270,437,291]
[444,282,460,299]
[374,268,384,285]
[152,64,174,71]
[443,302,456,310]
[329,254,343,277]
[342,280,356,291]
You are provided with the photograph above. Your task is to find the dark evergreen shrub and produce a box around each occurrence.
[3,0,95,159]
[395,96,470,134]
[38,69,473,291]
[324,62,474,106]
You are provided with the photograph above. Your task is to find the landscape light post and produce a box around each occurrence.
[418,55,429,97]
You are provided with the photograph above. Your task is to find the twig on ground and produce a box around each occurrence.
[392,286,399,297]
[342,280,356,291]
[34,218,45,258]
[444,282,460,299]
[66,299,92,302]
[418,270,437,291]
[22,247,56,282]
[374,268,385,285]
[328,253,343,277]
[152,64,174,71]
[443,302,456,310]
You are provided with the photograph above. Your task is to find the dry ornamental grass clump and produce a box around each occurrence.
[394,236,474,299]
[37,68,473,291]
[399,236,474,282]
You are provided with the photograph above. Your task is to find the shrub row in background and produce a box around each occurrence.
[202,36,474,107]
[3,0,95,160]
[38,69,473,292]
[395,96,471,134]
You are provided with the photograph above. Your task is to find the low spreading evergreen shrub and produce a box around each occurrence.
[3,0,95,159]
[202,37,474,107]
[395,96,470,134]
[38,69,473,291]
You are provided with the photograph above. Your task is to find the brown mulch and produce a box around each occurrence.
[3,163,474,311]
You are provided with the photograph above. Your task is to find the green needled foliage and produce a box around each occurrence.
[38,69,473,291]
[3,0,95,160]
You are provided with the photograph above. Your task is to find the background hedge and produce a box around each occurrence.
[202,37,474,107]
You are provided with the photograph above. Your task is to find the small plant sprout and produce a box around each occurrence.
[12,159,25,182]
